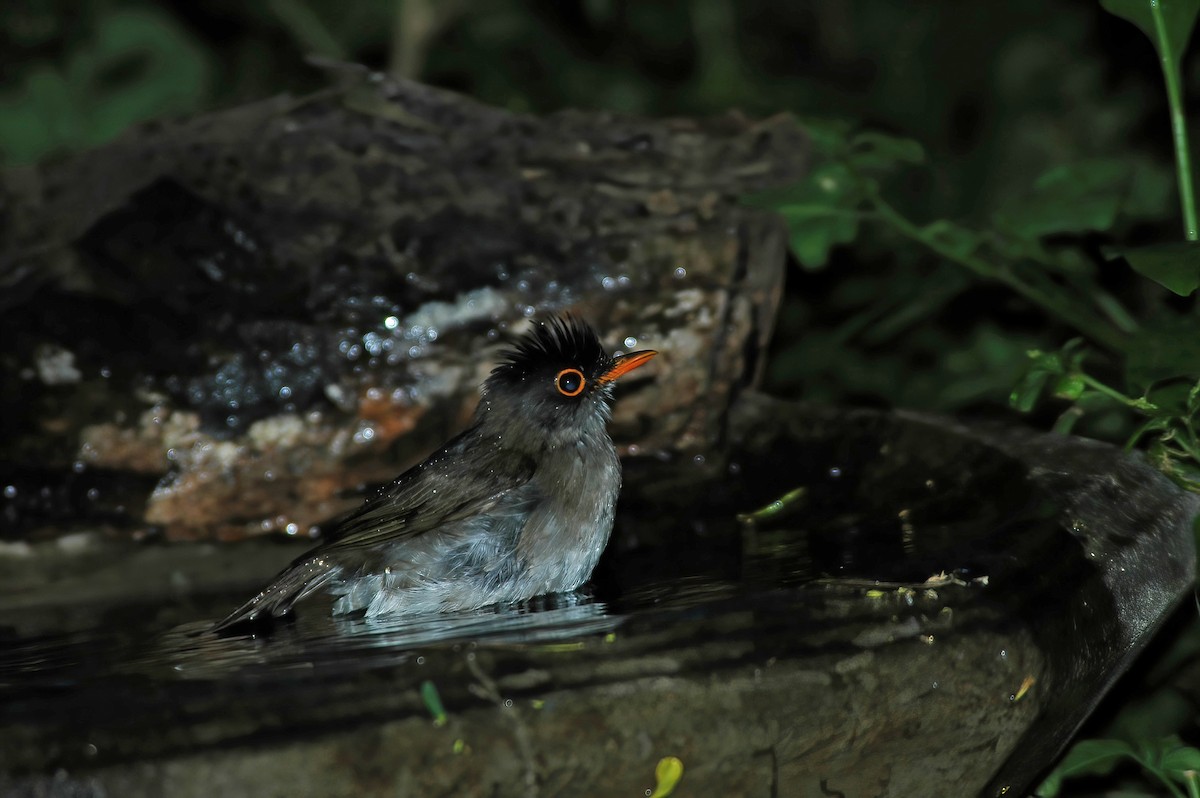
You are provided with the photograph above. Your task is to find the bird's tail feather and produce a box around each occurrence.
[213,556,342,633]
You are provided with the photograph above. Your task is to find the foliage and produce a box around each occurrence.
[749,0,1200,495]
[0,6,211,163]
[648,756,684,798]
[1037,736,1200,798]
[420,679,448,727]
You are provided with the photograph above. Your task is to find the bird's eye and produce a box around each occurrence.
[555,368,585,397]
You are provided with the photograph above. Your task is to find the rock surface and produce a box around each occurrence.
[0,74,808,540]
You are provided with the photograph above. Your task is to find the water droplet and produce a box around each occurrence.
[72,460,86,474]
[693,454,706,466]
[384,315,399,330]
[999,649,1008,660]
[601,276,617,290]
[828,466,842,478]
[623,336,638,348]
[86,488,100,501]
[3,485,16,498]
[278,385,293,400]
[285,523,299,536]
[673,266,687,279]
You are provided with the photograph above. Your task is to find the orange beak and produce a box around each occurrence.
[597,350,657,384]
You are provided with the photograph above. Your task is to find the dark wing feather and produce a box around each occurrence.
[321,426,535,551]
[213,426,535,632]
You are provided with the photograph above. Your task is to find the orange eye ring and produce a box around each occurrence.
[555,368,586,397]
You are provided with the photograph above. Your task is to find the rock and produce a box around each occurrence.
[0,76,809,540]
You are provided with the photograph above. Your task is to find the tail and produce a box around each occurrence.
[213,555,342,633]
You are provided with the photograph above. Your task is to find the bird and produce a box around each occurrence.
[214,316,656,631]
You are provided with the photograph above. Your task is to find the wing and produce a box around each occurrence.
[213,426,536,632]
[320,426,536,551]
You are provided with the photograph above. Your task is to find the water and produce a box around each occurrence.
[1,403,1193,797]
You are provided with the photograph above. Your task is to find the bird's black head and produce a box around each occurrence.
[480,316,656,448]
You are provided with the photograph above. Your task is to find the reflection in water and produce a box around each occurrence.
[0,597,625,688]
[148,600,623,681]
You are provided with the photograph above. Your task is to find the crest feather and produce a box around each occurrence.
[492,315,610,378]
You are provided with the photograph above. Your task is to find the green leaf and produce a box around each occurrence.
[1054,374,1087,400]
[747,162,864,269]
[921,219,983,260]
[1037,739,1137,797]
[1126,312,1200,390]
[1109,242,1200,296]
[1011,342,1092,413]
[81,9,211,146]
[796,116,856,156]
[1161,744,1200,773]
[420,680,448,726]
[994,160,1132,238]
[648,756,684,798]
[1011,365,1053,413]
[847,131,926,170]
[1101,0,1200,71]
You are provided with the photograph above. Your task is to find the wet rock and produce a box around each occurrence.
[0,77,807,540]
